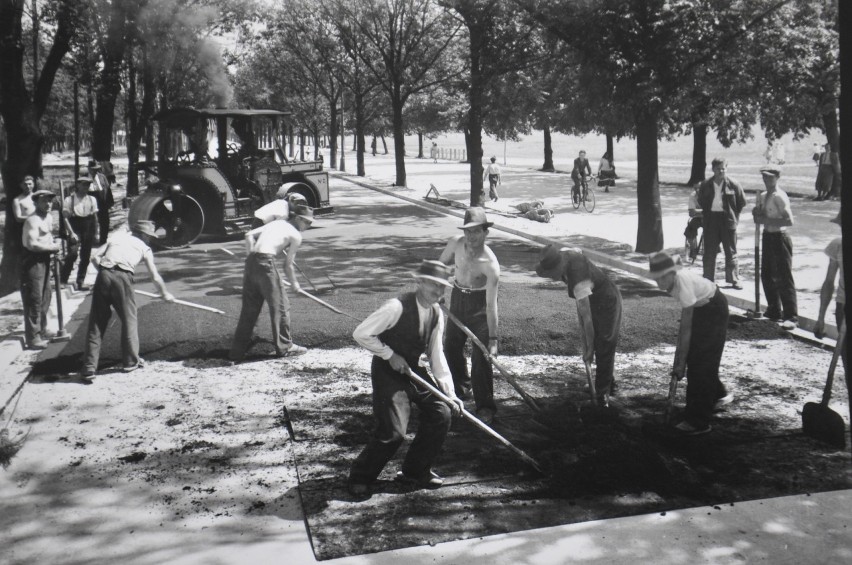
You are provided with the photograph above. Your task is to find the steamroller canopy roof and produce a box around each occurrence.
[152,108,292,129]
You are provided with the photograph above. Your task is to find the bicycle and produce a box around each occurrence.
[572,174,596,212]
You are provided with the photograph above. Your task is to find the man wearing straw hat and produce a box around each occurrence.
[348,260,464,497]
[21,189,62,349]
[439,207,501,424]
[648,251,732,436]
[229,204,314,361]
[80,220,174,377]
[535,244,623,407]
[87,160,115,245]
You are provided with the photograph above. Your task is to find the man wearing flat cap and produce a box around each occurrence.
[535,245,622,406]
[87,160,115,245]
[348,260,464,497]
[21,189,62,349]
[753,165,798,329]
[229,204,314,361]
[60,177,99,291]
[80,221,174,376]
[697,157,747,289]
[648,251,732,436]
[439,207,500,424]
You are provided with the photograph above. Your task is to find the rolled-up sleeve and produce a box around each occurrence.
[428,309,455,397]
[352,299,402,360]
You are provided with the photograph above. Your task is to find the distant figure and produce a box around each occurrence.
[571,150,592,203]
[813,143,834,201]
[697,157,746,289]
[371,137,378,156]
[684,185,703,262]
[483,156,502,202]
[12,175,36,222]
[753,165,797,329]
[88,160,115,245]
[430,142,439,163]
[597,152,616,192]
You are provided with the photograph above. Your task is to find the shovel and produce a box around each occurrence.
[664,371,679,425]
[802,322,846,449]
[747,217,763,318]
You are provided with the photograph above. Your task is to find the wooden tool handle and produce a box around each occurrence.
[821,322,846,406]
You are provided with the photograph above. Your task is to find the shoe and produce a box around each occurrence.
[122,358,146,373]
[714,392,734,410]
[673,420,712,436]
[76,282,90,292]
[763,309,782,322]
[476,408,495,425]
[780,319,798,330]
[277,344,307,357]
[396,470,444,489]
[80,369,96,378]
[730,282,743,290]
[347,481,370,496]
[27,338,49,350]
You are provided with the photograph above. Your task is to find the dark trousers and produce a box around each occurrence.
[20,251,53,344]
[444,286,495,412]
[83,268,139,372]
[488,174,499,200]
[92,192,112,245]
[230,253,292,359]
[761,231,797,320]
[684,289,728,427]
[702,212,739,284]
[61,215,97,285]
[349,360,452,484]
[590,287,622,396]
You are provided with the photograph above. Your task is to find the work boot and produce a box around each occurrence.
[27,337,49,350]
[396,470,444,489]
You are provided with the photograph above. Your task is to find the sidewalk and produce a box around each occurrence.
[1,158,848,565]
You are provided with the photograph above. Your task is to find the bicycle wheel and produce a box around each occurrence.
[583,186,596,212]
[572,187,581,209]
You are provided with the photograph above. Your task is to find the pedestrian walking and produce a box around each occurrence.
[80,221,175,376]
[648,252,732,436]
[813,143,834,201]
[229,205,314,361]
[21,189,62,349]
[439,207,500,424]
[12,175,36,222]
[597,152,616,192]
[87,160,115,245]
[347,260,464,498]
[430,141,439,163]
[534,245,623,406]
[483,156,502,202]
[698,157,747,289]
[753,165,797,329]
[60,177,99,291]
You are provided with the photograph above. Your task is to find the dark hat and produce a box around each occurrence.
[458,207,493,229]
[132,220,158,238]
[648,252,682,279]
[88,160,102,169]
[830,211,841,225]
[759,165,782,177]
[291,204,314,223]
[31,189,56,199]
[76,176,92,187]
[413,260,452,287]
[536,244,564,272]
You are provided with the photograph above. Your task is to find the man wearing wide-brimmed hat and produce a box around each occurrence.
[80,220,175,376]
[753,164,797,329]
[20,189,62,349]
[87,160,115,245]
[229,204,314,362]
[648,251,732,436]
[535,244,623,407]
[439,207,500,424]
[348,260,464,497]
[60,176,99,291]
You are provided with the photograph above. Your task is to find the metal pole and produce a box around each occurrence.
[339,90,346,172]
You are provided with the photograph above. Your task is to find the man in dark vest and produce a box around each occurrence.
[348,260,464,498]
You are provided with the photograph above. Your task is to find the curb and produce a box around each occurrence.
[331,172,838,348]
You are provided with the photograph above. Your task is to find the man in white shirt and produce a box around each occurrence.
[87,160,115,245]
[348,260,464,497]
[229,205,314,361]
[21,190,62,349]
[649,252,732,436]
[60,177,99,290]
[483,156,502,202]
[753,165,797,329]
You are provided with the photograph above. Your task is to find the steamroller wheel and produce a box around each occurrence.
[146,193,205,249]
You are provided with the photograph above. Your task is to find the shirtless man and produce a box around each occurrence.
[229,205,314,361]
[439,207,500,424]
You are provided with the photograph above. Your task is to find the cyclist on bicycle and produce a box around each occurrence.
[684,185,703,260]
[571,150,592,203]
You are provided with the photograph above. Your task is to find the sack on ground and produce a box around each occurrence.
[516,200,544,213]
[525,208,554,223]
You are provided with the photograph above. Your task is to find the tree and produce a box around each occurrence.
[0,0,80,296]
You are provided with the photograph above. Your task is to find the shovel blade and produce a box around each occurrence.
[802,402,846,449]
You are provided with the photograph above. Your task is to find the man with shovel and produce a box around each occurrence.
[439,208,501,424]
[229,204,313,362]
[348,260,464,497]
[534,245,622,407]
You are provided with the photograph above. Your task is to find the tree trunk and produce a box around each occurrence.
[390,93,407,187]
[687,122,707,186]
[92,1,131,162]
[328,101,338,169]
[464,126,484,207]
[417,132,424,158]
[464,21,485,206]
[355,92,366,176]
[823,106,841,198]
[635,115,663,253]
[606,133,614,164]
[542,123,554,171]
[381,134,388,154]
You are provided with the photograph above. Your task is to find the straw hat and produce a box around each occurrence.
[291,204,314,223]
[31,189,56,199]
[458,207,493,229]
[648,252,682,279]
[759,165,782,177]
[413,260,452,287]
